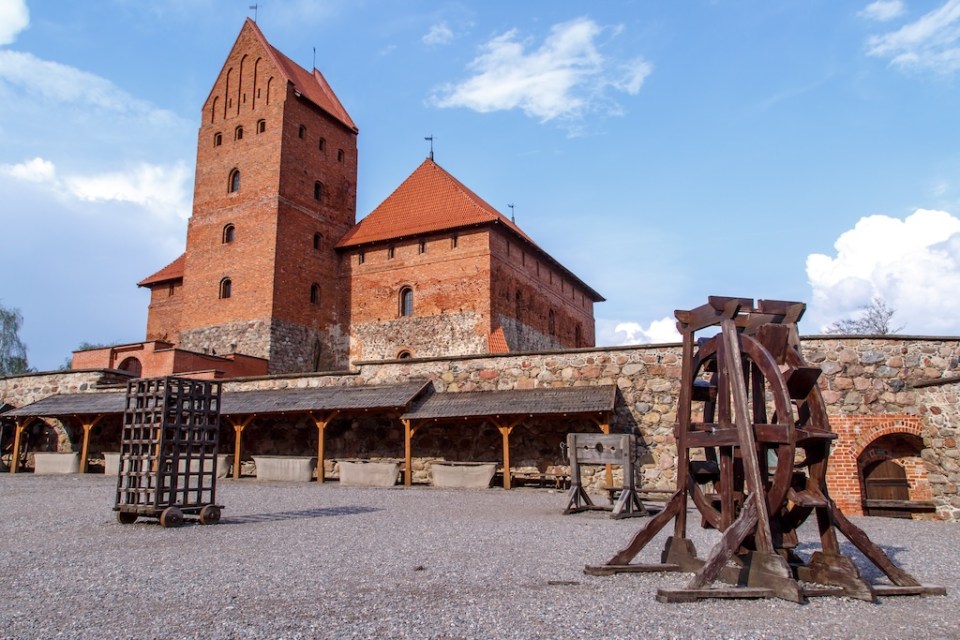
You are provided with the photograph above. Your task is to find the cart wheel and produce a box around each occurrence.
[199,505,221,525]
[159,507,184,528]
[116,511,138,525]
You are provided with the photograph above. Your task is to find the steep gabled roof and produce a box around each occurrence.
[213,19,357,133]
[138,253,185,288]
[337,158,605,302]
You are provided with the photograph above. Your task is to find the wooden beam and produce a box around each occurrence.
[78,415,104,474]
[228,415,255,480]
[311,411,338,483]
[496,419,520,490]
[402,419,419,486]
[10,419,27,474]
[593,416,614,490]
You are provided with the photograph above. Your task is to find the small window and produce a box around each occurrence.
[310,283,321,304]
[319,138,326,152]
[313,232,323,250]
[451,234,459,249]
[214,132,223,147]
[387,246,395,259]
[337,149,345,162]
[222,224,235,243]
[228,169,240,193]
[397,350,412,359]
[418,239,426,254]
[400,287,414,317]
[235,126,243,141]
[575,324,583,348]
[358,251,365,265]
[219,277,232,299]
[314,181,324,202]
[167,283,175,297]
[257,119,266,134]
[299,125,306,139]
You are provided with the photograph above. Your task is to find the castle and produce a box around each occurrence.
[72,20,602,379]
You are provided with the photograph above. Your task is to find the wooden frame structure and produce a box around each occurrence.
[585,297,945,603]
[564,432,646,518]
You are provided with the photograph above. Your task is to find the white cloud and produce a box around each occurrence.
[859,0,906,22]
[608,317,682,345]
[866,0,960,73]
[806,208,960,334]
[2,157,192,220]
[430,17,652,129]
[0,0,29,45]
[423,21,454,46]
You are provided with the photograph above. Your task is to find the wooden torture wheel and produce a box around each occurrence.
[585,297,945,603]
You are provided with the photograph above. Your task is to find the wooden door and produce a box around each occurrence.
[863,459,911,518]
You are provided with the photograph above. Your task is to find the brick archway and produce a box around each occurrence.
[826,415,926,516]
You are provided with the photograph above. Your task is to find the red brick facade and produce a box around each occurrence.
[102,20,600,378]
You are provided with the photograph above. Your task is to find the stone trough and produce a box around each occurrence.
[430,461,497,489]
[253,455,317,482]
[338,460,400,487]
[33,452,80,475]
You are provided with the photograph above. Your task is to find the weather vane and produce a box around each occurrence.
[249,4,258,22]
[425,135,434,161]
[508,203,515,223]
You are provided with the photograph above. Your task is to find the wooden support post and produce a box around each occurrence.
[496,420,519,490]
[78,415,103,474]
[402,419,418,486]
[10,419,27,474]
[594,416,614,489]
[311,411,338,483]
[229,416,254,480]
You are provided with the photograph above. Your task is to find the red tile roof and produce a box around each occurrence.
[245,19,357,133]
[138,253,185,287]
[488,327,510,354]
[337,158,534,247]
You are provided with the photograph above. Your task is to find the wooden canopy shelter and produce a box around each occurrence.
[1,381,432,479]
[400,385,619,489]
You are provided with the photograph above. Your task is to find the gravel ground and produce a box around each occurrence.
[0,474,957,640]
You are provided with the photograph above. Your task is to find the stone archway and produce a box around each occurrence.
[858,432,930,518]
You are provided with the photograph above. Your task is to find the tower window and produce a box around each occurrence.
[310,283,321,304]
[399,287,414,317]
[387,246,395,259]
[235,126,243,141]
[314,181,324,202]
[298,125,306,139]
[228,169,240,193]
[214,132,222,147]
[257,119,266,134]
[451,233,459,249]
[313,232,323,250]
[397,350,413,359]
[358,251,365,265]
[418,239,426,254]
[575,324,583,348]
[219,277,232,299]
[319,138,326,152]
[222,224,235,244]
[337,149,345,163]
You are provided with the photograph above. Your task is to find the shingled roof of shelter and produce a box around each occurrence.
[246,19,357,133]
[401,385,618,421]
[0,381,432,419]
[137,253,185,287]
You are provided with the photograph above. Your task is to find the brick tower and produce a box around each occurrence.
[173,19,357,373]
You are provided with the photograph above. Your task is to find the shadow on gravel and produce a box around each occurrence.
[794,540,911,582]
[220,505,382,525]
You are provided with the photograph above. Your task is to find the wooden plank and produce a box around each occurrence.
[583,563,680,576]
[656,587,775,603]
[872,584,947,597]
[688,492,759,589]
[829,501,921,587]
[605,491,685,566]
[862,499,936,510]
[784,367,822,400]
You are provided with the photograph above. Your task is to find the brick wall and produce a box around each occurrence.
[145,280,183,341]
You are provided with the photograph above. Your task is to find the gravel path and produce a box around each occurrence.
[0,474,956,639]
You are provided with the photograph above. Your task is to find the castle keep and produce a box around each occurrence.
[72,19,602,378]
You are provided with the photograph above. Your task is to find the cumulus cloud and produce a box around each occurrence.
[610,317,682,345]
[430,17,652,129]
[859,0,906,22]
[423,21,454,46]
[806,209,960,335]
[2,157,192,220]
[0,0,29,45]
[866,0,960,73]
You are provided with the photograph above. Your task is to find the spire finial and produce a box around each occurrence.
[508,203,515,223]
[249,4,258,22]
[424,135,434,161]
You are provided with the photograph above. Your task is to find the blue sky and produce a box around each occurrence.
[2,0,960,371]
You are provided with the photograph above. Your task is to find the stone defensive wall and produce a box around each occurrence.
[2,336,958,521]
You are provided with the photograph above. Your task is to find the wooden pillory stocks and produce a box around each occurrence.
[585,296,945,603]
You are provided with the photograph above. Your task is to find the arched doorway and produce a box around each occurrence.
[862,459,911,518]
[857,432,932,519]
[117,357,142,378]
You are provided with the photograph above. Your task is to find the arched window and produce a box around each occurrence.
[337,149,345,163]
[222,224,235,244]
[314,181,324,202]
[228,169,240,193]
[118,357,142,378]
[310,283,321,304]
[319,138,326,152]
[548,309,556,336]
[257,119,266,134]
[397,350,413,359]
[219,277,232,299]
[399,287,414,317]
[235,125,243,141]
[298,124,306,139]
[214,132,222,147]
[313,232,323,250]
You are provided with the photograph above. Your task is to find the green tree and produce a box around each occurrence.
[0,302,31,376]
[826,297,903,335]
